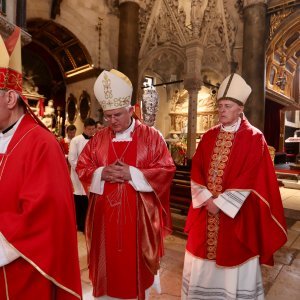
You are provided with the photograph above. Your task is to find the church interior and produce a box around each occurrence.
[1,0,300,299]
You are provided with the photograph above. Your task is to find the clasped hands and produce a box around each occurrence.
[102,160,131,183]
[204,197,220,215]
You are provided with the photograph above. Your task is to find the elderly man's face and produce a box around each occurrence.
[104,107,133,133]
[218,99,243,126]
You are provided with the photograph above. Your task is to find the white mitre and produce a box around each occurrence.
[217,73,252,105]
[94,69,132,111]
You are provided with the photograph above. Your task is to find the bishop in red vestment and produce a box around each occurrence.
[76,69,175,300]
[182,74,287,299]
[0,27,82,300]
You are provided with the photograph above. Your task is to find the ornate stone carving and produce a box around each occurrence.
[170,89,188,113]
[139,0,188,56]
[184,78,202,91]
[197,0,216,42]
[199,1,237,76]
[190,0,204,38]
[206,15,227,51]
[235,0,244,18]
[146,51,185,83]
[168,87,218,135]
[139,0,155,39]
[105,0,120,15]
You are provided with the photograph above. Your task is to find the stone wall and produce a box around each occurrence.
[26,0,119,129]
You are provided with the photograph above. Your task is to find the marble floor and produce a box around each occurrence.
[78,186,300,300]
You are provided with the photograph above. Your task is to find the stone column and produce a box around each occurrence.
[242,0,267,131]
[118,0,141,105]
[184,41,203,159]
[16,0,27,29]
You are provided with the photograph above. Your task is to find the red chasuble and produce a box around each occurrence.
[185,118,287,267]
[76,119,175,299]
[0,114,82,299]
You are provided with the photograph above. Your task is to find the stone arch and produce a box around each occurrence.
[26,18,93,80]
[138,45,186,88]
[23,18,95,133]
[201,67,223,88]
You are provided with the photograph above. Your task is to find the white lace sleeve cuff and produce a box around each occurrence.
[90,167,105,195]
[214,191,250,218]
[129,166,153,192]
[191,180,213,208]
[0,233,20,267]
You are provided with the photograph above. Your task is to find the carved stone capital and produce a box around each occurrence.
[243,0,267,8]
[183,78,203,92]
[185,41,204,81]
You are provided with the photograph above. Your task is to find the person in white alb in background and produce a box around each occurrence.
[68,117,96,232]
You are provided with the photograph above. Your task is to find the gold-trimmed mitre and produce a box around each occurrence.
[217,73,252,105]
[0,27,22,93]
[94,69,132,111]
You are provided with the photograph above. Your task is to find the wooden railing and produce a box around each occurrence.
[169,164,192,233]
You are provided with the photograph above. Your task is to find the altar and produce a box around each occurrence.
[166,86,218,165]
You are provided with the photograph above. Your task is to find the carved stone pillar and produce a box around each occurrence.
[184,41,203,159]
[242,0,267,131]
[118,0,141,104]
[16,0,27,29]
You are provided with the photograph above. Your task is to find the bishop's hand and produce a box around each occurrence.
[114,160,131,181]
[204,197,220,215]
[102,160,131,183]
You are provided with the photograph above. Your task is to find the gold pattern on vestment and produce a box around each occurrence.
[0,68,23,93]
[206,130,234,260]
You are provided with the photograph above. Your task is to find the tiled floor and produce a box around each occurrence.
[79,187,300,300]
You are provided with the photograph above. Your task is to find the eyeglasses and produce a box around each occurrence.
[103,111,125,121]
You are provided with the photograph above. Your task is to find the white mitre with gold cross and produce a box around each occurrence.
[94,69,132,111]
